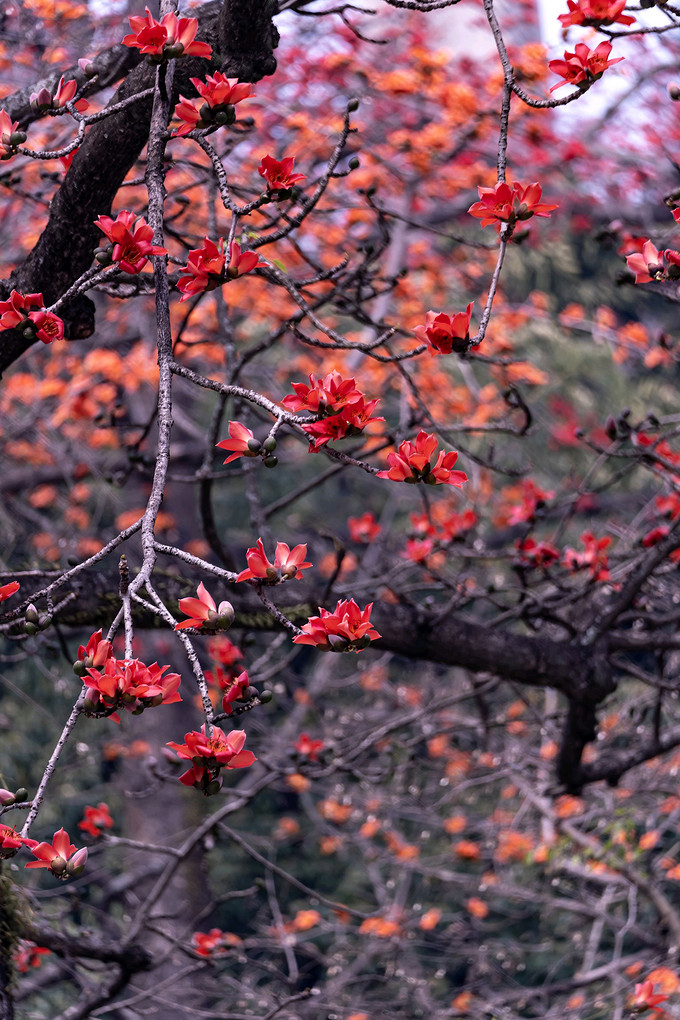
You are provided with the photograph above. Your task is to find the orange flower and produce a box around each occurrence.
[377,430,467,487]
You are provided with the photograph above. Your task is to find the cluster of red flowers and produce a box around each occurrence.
[83,657,182,719]
[175,582,234,631]
[0,824,35,859]
[236,538,312,583]
[294,733,324,761]
[94,211,166,275]
[0,290,64,344]
[468,181,557,231]
[167,725,256,795]
[192,928,240,957]
[400,507,477,564]
[515,538,561,569]
[13,941,51,973]
[173,73,253,136]
[414,306,474,355]
[123,8,212,60]
[377,430,467,487]
[562,531,612,582]
[282,371,383,450]
[78,803,114,839]
[558,0,634,28]
[220,669,250,716]
[177,238,264,300]
[258,154,306,195]
[626,239,680,285]
[348,512,382,543]
[549,41,623,92]
[293,599,380,652]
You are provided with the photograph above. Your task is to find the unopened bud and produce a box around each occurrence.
[216,601,235,628]
[327,634,349,652]
[263,436,277,453]
[204,777,223,796]
[24,604,39,625]
[263,455,278,468]
[259,689,273,703]
[348,156,360,170]
[66,847,88,877]
[347,98,360,112]
[9,131,26,147]
[0,789,15,806]
[73,659,87,677]
[50,855,67,877]
[38,614,52,631]
[14,788,27,803]
[24,621,38,635]
[78,58,98,78]
[246,438,262,453]
[669,83,680,101]
[163,42,184,58]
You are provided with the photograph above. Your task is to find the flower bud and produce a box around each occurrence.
[14,788,27,803]
[24,604,39,625]
[259,689,273,703]
[246,438,262,453]
[0,789,15,806]
[199,102,213,123]
[73,659,87,677]
[78,58,98,78]
[669,83,680,101]
[348,156,360,170]
[327,634,349,652]
[263,455,278,468]
[347,98,360,112]
[30,88,53,113]
[24,621,38,635]
[9,131,26,147]
[263,436,277,453]
[216,601,235,628]
[38,614,52,631]
[50,855,67,877]
[66,847,88,877]
[163,42,185,58]
[205,778,222,796]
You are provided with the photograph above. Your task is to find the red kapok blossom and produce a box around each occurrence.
[73,629,113,676]
[302,399,384,450]
[175,581,234,630]
[226,240,266,279]
[414,305,474,354]
[282,371,365,415]
[216,421,261,464]
[631,979,668,1014]
[177,236,226,299]
[549,41,623,92]
[558,0,634,28]
[236,538,312,583]
[348,512,382,543]
[293,599,381,652]
[0,291,65,344]
[294,733,324,761]
[78,803,114,838]
[0,824,37,859]
[377,430,468,487]
[468,181,557,230]
[562,531,611,582]
[25,828,88,879]
[173,73,253,136]
[13,942,51,973]
[83,657,182,718]
[123,8,212,59]
[0,580,19,602]
[193,929,238,957]
[221,669,250,715]
[515,538,561,568]
[258,154,306,194]
[0,108,25,160]
[167,725,256,787]
[31,76,88,113]
[626,240,680,284]
[95,211,167,274]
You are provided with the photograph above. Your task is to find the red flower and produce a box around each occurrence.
[13,942,51,973]
[31,76,88,113]
[193,929,235,957]
[216,421,261,464]
[626,240,680,284]
[0,108,24,160]
[468,181,557,230]
[549,41,623,92]
[558,0,634,28]
[122,8,212,59]
[562,531,611,582]
[293,599,381,652]
[73,629,113,675]
[0,824,37,859]
[258,154,306,194]
[221,669,250,715]
[25,828,88,879]
[167,725,256,788]
[377,430,468,487]
[177,236,226,300]
[236,538,312,583]
[175,582,234,630]
[0,580,19,602]
[414,305,474,354]
[631,979,668,1014]
[515,538,560,567]
[78,803,113,838]
[0,291,65,344]
[348,512,382,543]
[95,211,167,274]
[173,73,253,136]
[302,398,383,450]
[226,241,265,279]
[83,658,182,718]
[283,371,366,414]
[294,733,324,761]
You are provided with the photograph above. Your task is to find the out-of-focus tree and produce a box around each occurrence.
[3,2,680,1019]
